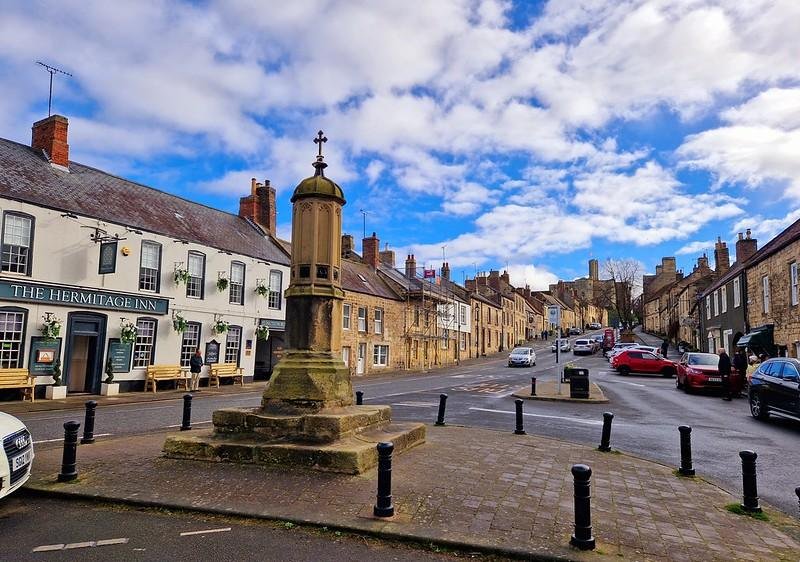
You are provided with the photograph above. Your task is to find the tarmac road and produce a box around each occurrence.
[10,333,800,516]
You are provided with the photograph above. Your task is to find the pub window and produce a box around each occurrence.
[138,241,161,292]
[342,303,351,330]
[374,308,383,335]
[373,344,389,367]
[186,252,205,299]
[0,307,26,368]
[358,307,367,332]
[229,262,245,305]
[1,212,34,275]
[268,270,282,310]
[132,317,157,368]
[180,322,201,367]
[225,325,242,365]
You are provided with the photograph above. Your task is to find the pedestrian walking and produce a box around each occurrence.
[718,348,732,401]
[732,348,748,397]
[660,339,669,358]
[190,348,204,391]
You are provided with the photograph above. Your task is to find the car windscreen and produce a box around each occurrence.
[687,354,719,366]
[511,348,529,354]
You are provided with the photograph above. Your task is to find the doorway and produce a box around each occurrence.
[65,312,107,394]
[356,343,366,375]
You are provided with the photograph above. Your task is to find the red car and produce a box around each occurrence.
[611,349,676,377]
[675,352,744,393]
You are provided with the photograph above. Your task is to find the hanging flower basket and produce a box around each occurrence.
[174,267,190,286]
[216,277,229,292]
[255,324,270,341]
[172,313,188,333]
[41,314,62,340]
[213,319,230,335]
[255,281,269,297]
[120,320,138,344]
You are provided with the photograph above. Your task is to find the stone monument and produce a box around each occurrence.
[164,132,425,474]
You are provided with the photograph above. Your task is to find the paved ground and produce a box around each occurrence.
[24,424,800,561]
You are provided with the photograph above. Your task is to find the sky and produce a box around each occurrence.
[1,0,799,290]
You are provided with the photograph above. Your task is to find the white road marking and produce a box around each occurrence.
[166,420,212,428]
[618,381,646,387]
[64,541,96,549]
[469,407,608,426]
[32,544,65,552]
[391,402,439,407]
[180,527,232,537]
[95,538,130,546]
[34,433,112,444]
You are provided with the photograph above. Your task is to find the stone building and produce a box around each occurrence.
[0,115,290,397]
[548,259,611,327]
[743,218,800,358]
[465,286,502,356]
[662,255,715,348]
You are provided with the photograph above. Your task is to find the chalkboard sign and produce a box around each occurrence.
[28,337,62,375]
[99,240,118,274]
[205,339,220,365]
[107,338,132,373]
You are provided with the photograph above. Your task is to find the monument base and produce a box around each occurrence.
[163,405,425,474]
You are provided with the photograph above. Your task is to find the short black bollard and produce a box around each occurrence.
[795,487,800,516]
[180,393,192,431]
[58,421,81,482]
[678,425,695,476]
[570,464,596,550]
[530,376,537,396]
[598,412,613,452]
[739,450,762,513]
[373,441,394,517]
[356,390,363,405]
[80,400,97,444]
[434,393,448,426]
[514,399,526,435]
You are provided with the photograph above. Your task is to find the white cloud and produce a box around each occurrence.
[505,263,559,291]
[731,208,800,244]
[675,240,714,256]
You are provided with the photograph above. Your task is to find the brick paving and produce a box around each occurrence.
[25,425,800,561]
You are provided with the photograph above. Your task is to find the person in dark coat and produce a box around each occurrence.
[732,348,748,397]
[189,348,204,391]
[718,348,732,400]
[660,340,669,357]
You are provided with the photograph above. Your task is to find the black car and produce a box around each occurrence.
[748,358,800,422]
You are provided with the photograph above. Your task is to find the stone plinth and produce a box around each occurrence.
[261,352,353,414]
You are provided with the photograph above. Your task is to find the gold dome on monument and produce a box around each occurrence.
[291,130,345,204]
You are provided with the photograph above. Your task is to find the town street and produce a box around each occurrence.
[14,335,800,516]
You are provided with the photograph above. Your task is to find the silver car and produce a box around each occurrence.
[508,347,536,367]
[573,339,595,355]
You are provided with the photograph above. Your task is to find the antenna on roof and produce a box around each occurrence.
[36,61,73,117]
[359,209,368,239]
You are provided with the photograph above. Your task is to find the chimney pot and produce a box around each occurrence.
[362,232,380,269]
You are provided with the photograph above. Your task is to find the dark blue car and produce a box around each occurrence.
[749,358,800,422]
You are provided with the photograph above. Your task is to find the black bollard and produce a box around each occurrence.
[570,464,596,550]
[530,376,537,396]
[739,450,761,513]
[180,393,192,431]
[678,426,695,476]
[514,399,526,435]
[598,412,613,452]
[373,442,394,517]
[795,487,800,516]
[58,421,81,482]
[434,393,448,426]
[80,400,97,444]
[356,390,363,405]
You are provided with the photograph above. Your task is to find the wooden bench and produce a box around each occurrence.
[144,364,188,393]
[0,368,35,402]
[208,363,245,388]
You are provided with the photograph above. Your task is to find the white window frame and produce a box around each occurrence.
[713,290,718,317]
[268,270,283,310]
[459,331,466,351]
[1,213,33,275]
[229,262,245,305]
[133,318,157,368]
[374,308,383,335]
[0,309,25,368]
[459,305,467,325]
[720,286,727,314]
[358,307,367,332]
[224,325,242,365]
[180,322,201,367]
[372,344,389,367]
[705,296,711,319]
[139,241,161,292]
[791,262,798,306]
[342,303,351,330]
[186,252,205,299]
[762,275,770,313]
[733,277,741,308]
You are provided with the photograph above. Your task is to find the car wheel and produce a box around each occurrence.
[618,366,630,376]
[676,376,684,390]
[661,367,675,378]
[749,392,769,420]
[532,361,536,367]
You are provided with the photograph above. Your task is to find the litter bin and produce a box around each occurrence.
[568,368,590,399]
[562,366,587,383]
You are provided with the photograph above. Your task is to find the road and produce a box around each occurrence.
[0,494,487,561]
[11,333,800,516]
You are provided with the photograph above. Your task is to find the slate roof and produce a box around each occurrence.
[341,259,402,300]
[0,137,290,265]
[744,217,800,269]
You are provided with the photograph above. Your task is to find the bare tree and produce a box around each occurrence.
[595,259,643,327]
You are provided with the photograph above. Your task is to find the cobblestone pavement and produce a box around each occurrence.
[25,425,800,561]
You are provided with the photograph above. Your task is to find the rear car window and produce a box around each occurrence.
[575,340,590,345]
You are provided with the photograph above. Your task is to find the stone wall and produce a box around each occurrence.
[340,290,405,375]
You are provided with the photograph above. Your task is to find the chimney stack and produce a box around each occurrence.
[238,178,277,236]
[379,247,395,268]
[405,254,417,279]
[589,258,599,281]
[735,229,758,264]
[501,270,510,286]
[714,237,730,274]
[341,234,354,258]
[441,262,450,281]
[362,232,380,269]
[32,115,69,169]
[465,278,476,291]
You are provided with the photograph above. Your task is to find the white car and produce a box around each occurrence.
[0,411,34,499]
[508,347,536,367]
[606,342,640,360]
[551,339,572,353]
[573,339,595,355]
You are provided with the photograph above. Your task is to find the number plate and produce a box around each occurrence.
[11,449,32,471]
[708,377,721,383]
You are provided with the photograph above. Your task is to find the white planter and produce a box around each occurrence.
[101,383,119,396]
[46,385,67,400]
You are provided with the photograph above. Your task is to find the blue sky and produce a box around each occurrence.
[1,0,799,289]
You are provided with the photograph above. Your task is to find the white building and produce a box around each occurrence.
[0,115,290,397]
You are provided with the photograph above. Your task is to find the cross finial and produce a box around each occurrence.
[313,130,327,157]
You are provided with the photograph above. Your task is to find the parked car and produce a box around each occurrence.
[588,322,602,330]
[508,347,536,367]
[590,334,604,350]
[611,349,676,377]
[0,411,34,499]
[573,339,595,355]
[675,352,743,393]
[568,327,582,335]
[748,358,800,422]
[606,342,640,360]
[550,339,571,353]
